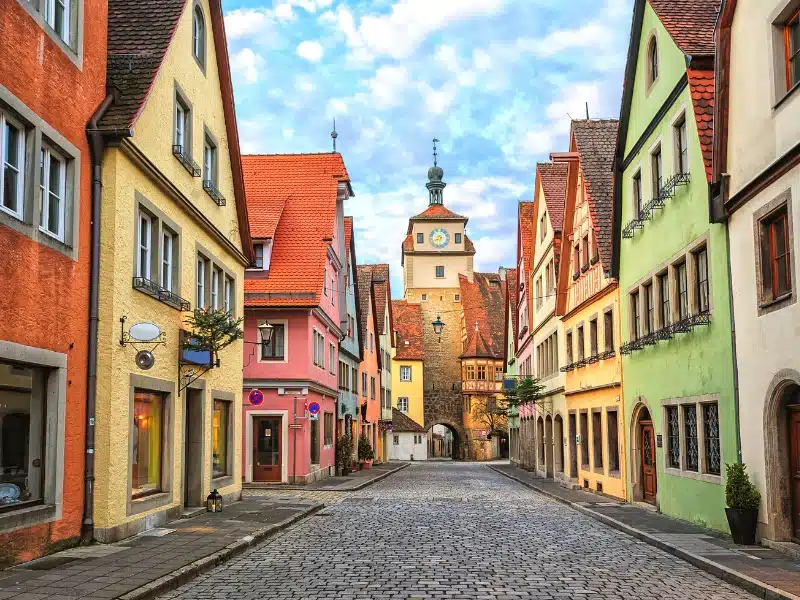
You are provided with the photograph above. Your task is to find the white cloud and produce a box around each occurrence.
[296,40,324,62]
[545,82,602,132]
[419,83,457,115]
[229,48,265,83]
[326,98,349,117]
[473,48,492,71]
[295,76,316,93]
[472,235,516,272]
[275,3,295,20]
[224,9,276,39]
[366,65,411,109]
[283,128,295,139]
[526,22,614,57]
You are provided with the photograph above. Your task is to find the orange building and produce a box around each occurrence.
[356,266,383,462]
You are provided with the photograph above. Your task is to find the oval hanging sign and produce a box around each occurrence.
[129,321,161,342]
[308,401,321,415]
[249,389,264,405]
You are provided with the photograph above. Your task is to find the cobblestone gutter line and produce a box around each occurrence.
[489,465,800,600]
[118,504,324,600]
[247,462,410,492]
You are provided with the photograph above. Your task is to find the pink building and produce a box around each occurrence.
[516,201,536,427]
[241,153,352,484]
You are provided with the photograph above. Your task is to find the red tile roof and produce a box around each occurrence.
[571,120,619,273]
[648,0,721,57]
[504,268,519,347]
[356,265,376,349]
[459,273,506,360]
[391,408,425,432]
[358,264,393,340]
[402,234,477,255]
[537,163,568,232]
[391,301,424,361]
[517,202,535,273]
[688,69,715,183]
[243,153,350,307]
[407,204,467,233]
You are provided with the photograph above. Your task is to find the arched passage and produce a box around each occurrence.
[426,420,466,460]
[554,413,565,475]
[763,369,800,541]
[544,416,554,478]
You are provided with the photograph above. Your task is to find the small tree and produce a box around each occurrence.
[504,375,545,410]
[472,396,509,435]
[182,309,243,365]
[358,434,374,461]
[726,463,761,511]
[336,433,354,470]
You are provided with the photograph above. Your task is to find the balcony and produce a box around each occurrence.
[172,145,202,177]
[560,350,615,372]
[622,172,690,239]
[203,180,226,206]
[132,277,191,311]
[620,311,711,355]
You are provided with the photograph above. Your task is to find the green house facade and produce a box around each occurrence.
[613,0,737,532]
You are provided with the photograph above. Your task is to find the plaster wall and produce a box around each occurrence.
[392,358,425,427]
[407,252,472,289]
[390,432,428,461]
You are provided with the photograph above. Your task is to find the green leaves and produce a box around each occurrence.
[358,434,375,461]
[725,463,761,511]
[182,309,244,364]
[504,376,546,409]
[336,433,354,468]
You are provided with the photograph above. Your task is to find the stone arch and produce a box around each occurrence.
[628,398,656,505]
[553,412,565,475]
[425,419,467,460]
[763,369,800,541]
[544,415,554,478]
[423,388,468,459]
[536,416,545,471]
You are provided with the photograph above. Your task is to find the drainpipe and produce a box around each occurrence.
[724,213,743,463]
[82,92,126,540]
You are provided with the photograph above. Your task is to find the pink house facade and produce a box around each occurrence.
[516,202,538,467]
[241,153,352,484]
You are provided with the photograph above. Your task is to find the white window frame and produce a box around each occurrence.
[38,145,67,242]
[211,268,220,310]
[45,0,71,45]
[175,101,187,150]
[224,277,232,313]
[197,257,206,309]
[193,6,205,66]
[137,213,152,280]
[398,397,409,412]
[0,112,26,220]
[203,136,215,184]
[161,231,173,291]
[400,366,411,382]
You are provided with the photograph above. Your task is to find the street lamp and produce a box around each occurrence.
[258,321,274,345]
[432,313,445,335]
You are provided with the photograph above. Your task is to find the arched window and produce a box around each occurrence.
[647,35,658,87]
[193,6,205,67]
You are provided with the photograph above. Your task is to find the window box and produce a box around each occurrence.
[581,264,589,273]
[590,255,600,265]
[172,145,201,177]
[203,180,226,206]
[132,276,191,311]
[572,272,580,281]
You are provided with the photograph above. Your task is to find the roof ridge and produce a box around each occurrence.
[243,151,344,157]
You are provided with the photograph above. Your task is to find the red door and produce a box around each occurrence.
[790,411,800,537]
[640,421,657,504]
[253,417,282,482]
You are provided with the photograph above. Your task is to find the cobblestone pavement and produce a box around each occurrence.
[160,462,756,600]
[243,488,350,502]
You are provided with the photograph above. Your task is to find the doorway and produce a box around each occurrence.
[545,416,554,478]
[568,412,578,479]
[183,390,204,508]
[253,416,282,482]
[554,414,564,474]
[789,407,800,538]
[639,408,657,505]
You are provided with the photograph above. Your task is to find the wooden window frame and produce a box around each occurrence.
[651,145,663,199]
[761,206,792,301]
[631,291,640,340]
[785,9,800,90]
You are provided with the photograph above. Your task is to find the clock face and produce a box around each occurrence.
[430,228,450,249]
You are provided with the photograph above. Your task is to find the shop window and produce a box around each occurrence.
[592,412,603,471]
[212,399,230,478]
[683,404,699,472]
[607,410,619,473]
[310,417,320,464]
[666,406,680,469]
[580,412,589,468]
[703,403,721,475]
[132,391,165,497]
[324,412,334,446]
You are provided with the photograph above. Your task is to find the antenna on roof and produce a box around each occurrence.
[586,102,590,120]
[433,138,439,167]
[474,320,479,332]
[331,119,338,153]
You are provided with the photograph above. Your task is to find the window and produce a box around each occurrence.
[632,170,643,218]
[370,377,376,400]
[324,413,334,446]
[643,282,654,334]
[44,0,71,44]
[759,205,792,302]
[540,212,548,241]
[495,369,503,381]
[577,326,585,361]
[211,268,220,310]
[566,331,573,364]
[580,412,589,467]
[592,412,603,470]
[677,261,688,320]
[535,278,542,310]
[196,257,207,309]
[203,135,216,186]
[582,235,589,268]
[631,291,640,340]
[416,232,423,244]
[212,400,230,478]
[589,319,598,356]
[331,278,335,305]
[224,277,233,313]
[695,247,709,314]
[607,410,619,472]
[435,266,445,278]
[313,330,325,367]
[666,406,680,469]
[455,294,460,302]
[174,98,190,153]
[39,146,66,241]
[261,323,285,360]
[132,391,164,497]
[703,403,721,475]
[351,366,358,393]
[193,6,206,67]
[1,114,25,219]
[310,417,320,465]
[466,365,475,380]
[455,233,462,244]
[400,366,411,382]
[603,311,613,352]
[254,243,264,269]
[658,272,670,327]
[329,343,335,374]
[370,333,374,352]
[785,10,800,90]
[362,372,367,397]
[161,232,174,291]
[421,294,427,302]
[398,397,409,412]
[137,213,152,280]
[573,245,580,277]
[647,35,658,86]
[393,435,399,446]
[675,116,688,175]
[683,404,699,472]
[651,145,662,198]
[477,365,486,380]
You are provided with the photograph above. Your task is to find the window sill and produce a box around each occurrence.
[172,146,201,177]
[663,467,722,485]
[759,292,793,310]
[128,491,172,516]
[593,467,605,475]
[774,80,800,111]
[38,225,66,245]
[203,180,226,206]
[0,503,56,535]
[212,475,234,489]
[132,277,192,311]
[608,470,621,479]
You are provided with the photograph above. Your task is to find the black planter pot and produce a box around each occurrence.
[725,507,758,545]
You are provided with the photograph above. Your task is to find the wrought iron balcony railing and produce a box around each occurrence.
[622,172,691,239]
[621,310,711,355]
[132,277,192,311]
[172,145,202,177]
[203,180,226,206]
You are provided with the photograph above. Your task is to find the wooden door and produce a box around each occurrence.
[253,417,282,482]
[640,421,657,504]
[790,411,800,537]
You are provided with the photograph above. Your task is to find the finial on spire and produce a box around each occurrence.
[331,119,338,152]
[426,138,446,205]
[474,320,479,332]
[433,138,439,167]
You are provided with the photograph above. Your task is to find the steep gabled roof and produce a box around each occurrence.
[688,68,715,182]
[358,264,394,344]
[392,301,424,361]
[517,202,535,273]
[356,265,378,358]
[391,408,425,433]
[243,153,350,307]
[571,119,619,274]
[648,0,721,57]
[505,268,519,343]
[406,204,468,234]
[538,163,569,232]
[459,273,506,360]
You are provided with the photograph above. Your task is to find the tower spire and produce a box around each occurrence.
[426,137,446,205]
[331,119,338,152]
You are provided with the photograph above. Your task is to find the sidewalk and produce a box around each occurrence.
[243,461,409,492]
[491,463,800,600]
[0,496,322,600]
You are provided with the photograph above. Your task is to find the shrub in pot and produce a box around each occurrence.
[358,435,375,470]
[725,463,761,545]
[336,433,353,476]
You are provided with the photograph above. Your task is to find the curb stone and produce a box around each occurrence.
[488,465,800,600]
[118,503,323,600]
[246,462,410,492]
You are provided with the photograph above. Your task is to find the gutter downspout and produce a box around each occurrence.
[723,195,743,463]
[82,92,122,540]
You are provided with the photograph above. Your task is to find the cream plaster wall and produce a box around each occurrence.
[392,357,425,427]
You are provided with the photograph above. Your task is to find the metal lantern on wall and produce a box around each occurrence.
[431,313,445,335]
[206,489,223,513]
[258,321,274,345]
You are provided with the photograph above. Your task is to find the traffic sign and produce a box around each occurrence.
[308,401,321,415]
[249,389,264,406]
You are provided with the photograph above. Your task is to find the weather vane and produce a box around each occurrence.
[433,138,439,167]
[331,119,338,152]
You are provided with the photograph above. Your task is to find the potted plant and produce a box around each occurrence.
[358,434,374,470]
[336,433,353,477]
[725,463,761,545]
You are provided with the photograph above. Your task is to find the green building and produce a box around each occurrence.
[613,0,736,532]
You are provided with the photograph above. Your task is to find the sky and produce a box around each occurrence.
[223,0,634,298]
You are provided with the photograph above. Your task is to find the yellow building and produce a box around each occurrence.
[391,301,425,428]
[555,120,626,499]
[90,0,252,541]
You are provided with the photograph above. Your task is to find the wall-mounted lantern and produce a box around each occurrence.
[206,489,223,513]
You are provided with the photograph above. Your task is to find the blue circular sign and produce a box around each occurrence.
[308,401,321,415]
[249,389,264,406]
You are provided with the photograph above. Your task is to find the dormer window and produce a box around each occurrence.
[252,240,272,270]
[193,5,206,69]
[254,244,264,269]
[646,35,659,89]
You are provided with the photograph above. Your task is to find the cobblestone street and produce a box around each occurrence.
[160,463,756,599]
